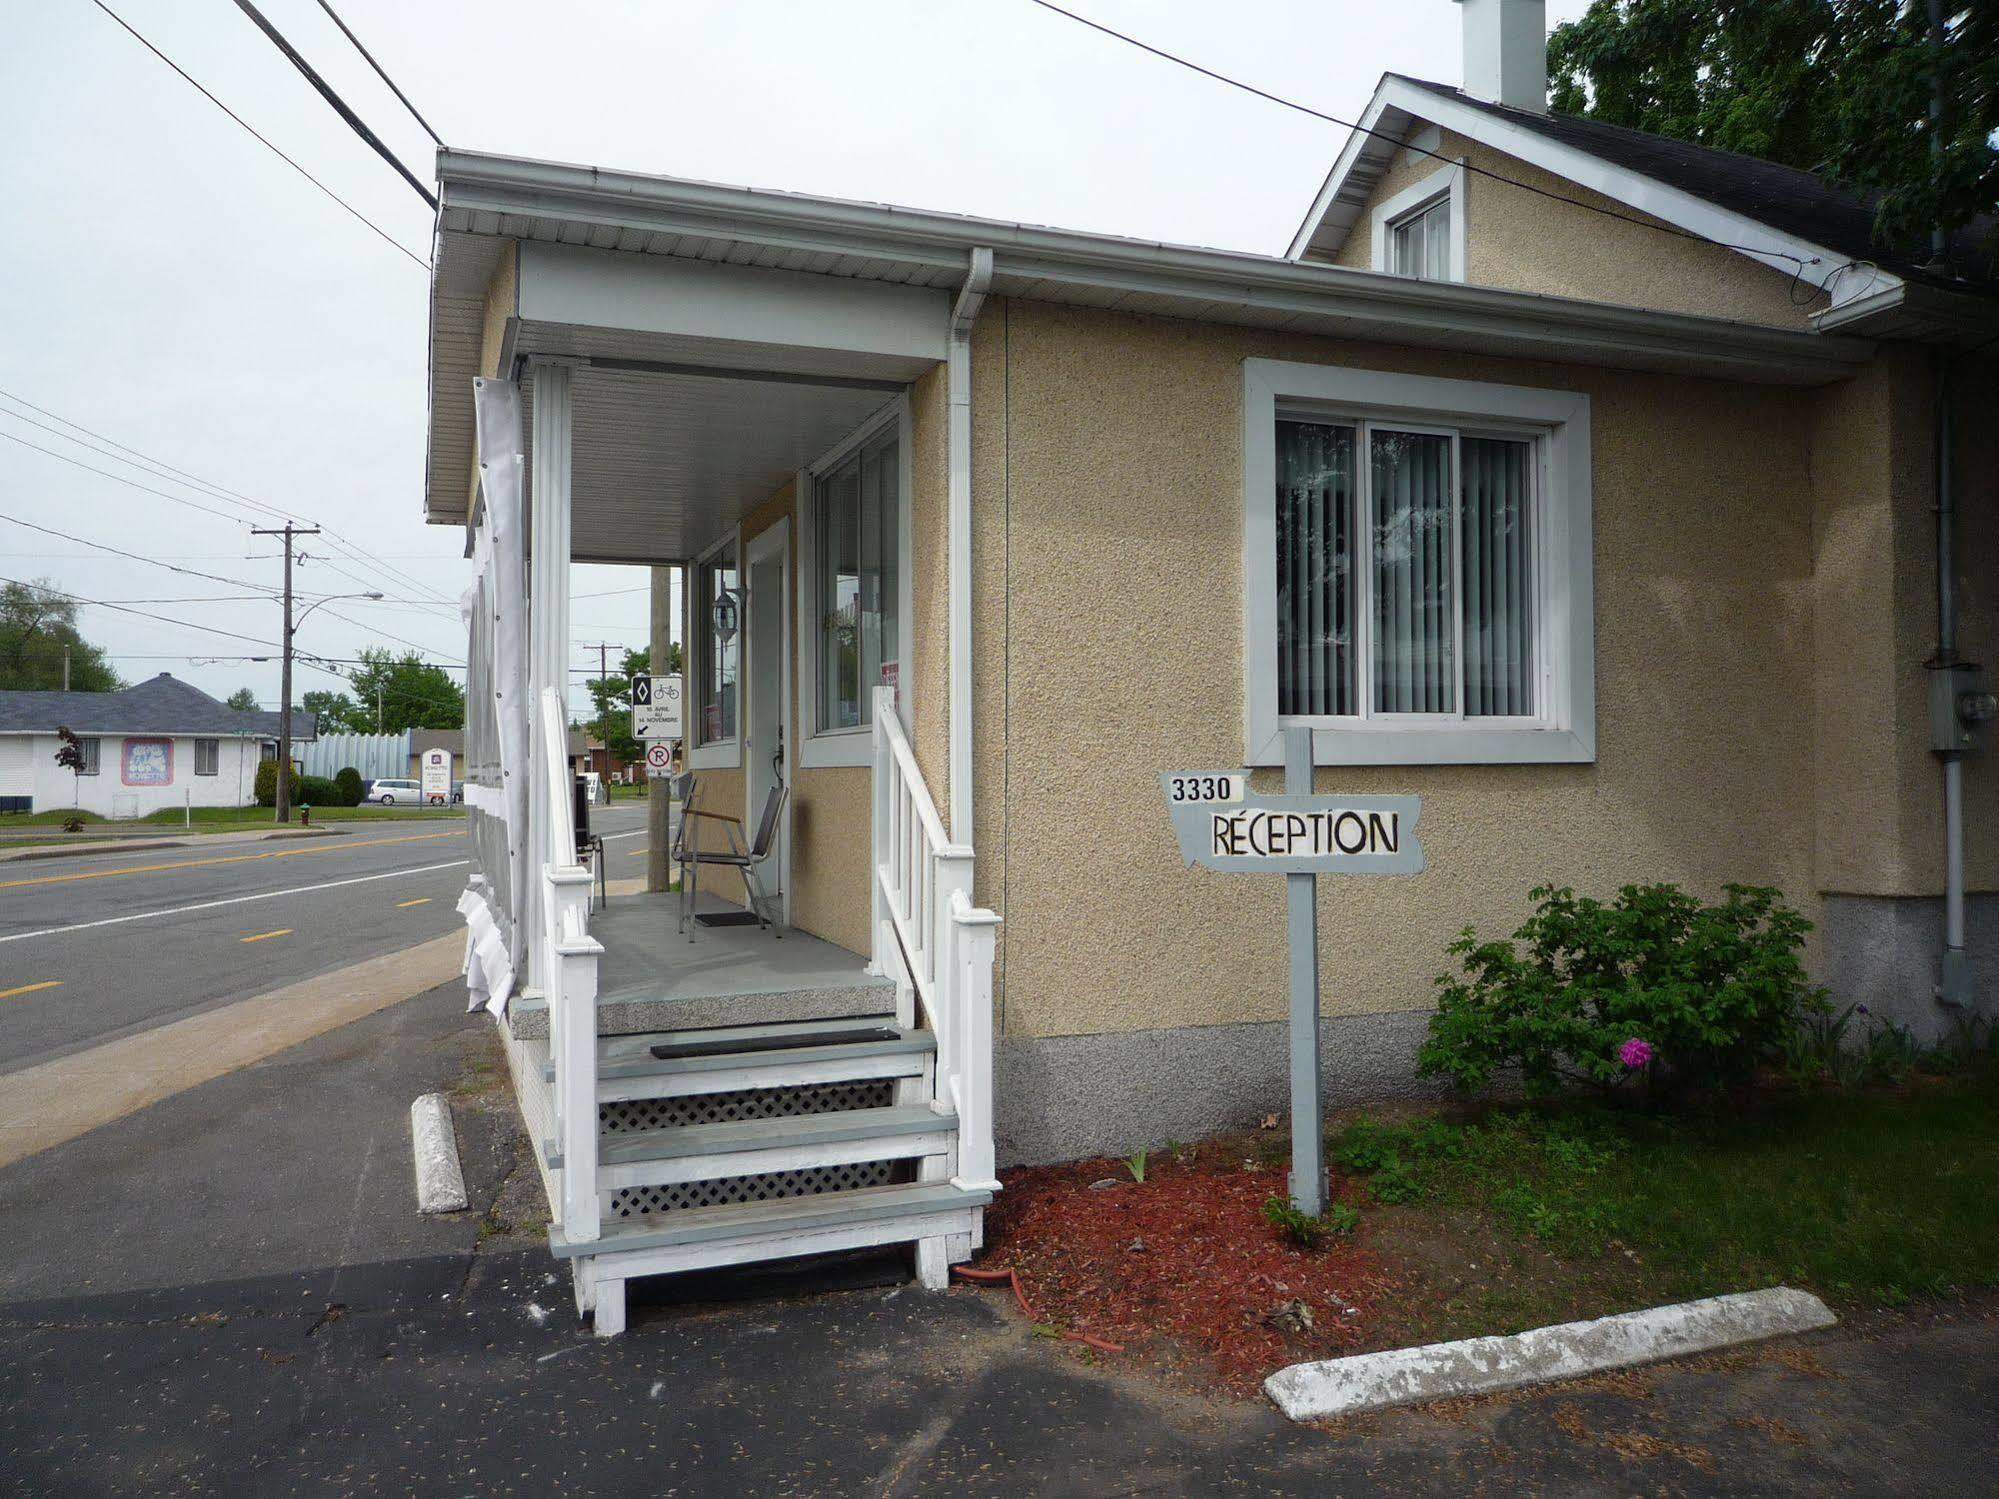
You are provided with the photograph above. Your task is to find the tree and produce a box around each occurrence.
[1549,0,1999,262]
[585,647,649,765]
[0,579,122,692]
[225,687,260,712]
[342,648,464,733]
[302,688,365,734]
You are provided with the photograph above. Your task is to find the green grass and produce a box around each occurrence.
[1335,1069,1999,1309]
[0,808,110,827]
[133,804,463,826]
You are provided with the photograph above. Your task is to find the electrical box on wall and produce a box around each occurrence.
[1929,661,1997,754]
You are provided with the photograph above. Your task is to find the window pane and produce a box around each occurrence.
[1390,217,1417,277]
[1370,428,1455,714]
[815,429,900,734]
[1424,199,1451,280]
[1275,420,1355,716]
[1461,437,1536,716]
[817,455,862,731]
[696,556,738,744]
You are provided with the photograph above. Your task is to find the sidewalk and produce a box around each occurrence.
[3,980,1996,1495]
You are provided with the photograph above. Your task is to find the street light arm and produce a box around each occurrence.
[289,590,385,633]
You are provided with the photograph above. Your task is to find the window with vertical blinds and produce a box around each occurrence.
[1273,418,1540,723]
[1388,196,1452,281]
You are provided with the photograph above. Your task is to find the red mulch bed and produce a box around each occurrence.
[978,1143,1396,1394]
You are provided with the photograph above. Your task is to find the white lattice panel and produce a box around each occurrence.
[608,1158,909,1218]
[599,1079,894,1135]
[601,1078,914,1217]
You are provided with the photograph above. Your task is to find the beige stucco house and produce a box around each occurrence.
[425,0,1996,1332]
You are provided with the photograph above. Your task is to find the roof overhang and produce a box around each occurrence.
[1286,75,1904,316]
[425,148,1877,530]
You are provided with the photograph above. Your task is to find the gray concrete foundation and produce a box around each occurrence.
[1821,893,1999,1045]
[996,1008,1444,1167]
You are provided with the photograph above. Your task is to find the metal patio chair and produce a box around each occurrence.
[674,779,788,939]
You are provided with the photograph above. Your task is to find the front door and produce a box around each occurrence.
[743,519,791,924]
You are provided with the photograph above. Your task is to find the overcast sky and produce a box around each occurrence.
[1,0,1584,722]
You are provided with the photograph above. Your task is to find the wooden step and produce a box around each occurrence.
[552,1103,958,1190]
[545,1019,935,1101]
[548,1179,992,1259]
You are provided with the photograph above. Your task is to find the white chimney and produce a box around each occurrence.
[1455,0,1548,114]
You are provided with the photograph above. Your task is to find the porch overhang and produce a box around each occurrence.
[424,148,1875,537]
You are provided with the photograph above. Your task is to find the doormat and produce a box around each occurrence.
[695,911,762,928]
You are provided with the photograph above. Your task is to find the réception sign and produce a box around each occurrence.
[1161,773,1424,876]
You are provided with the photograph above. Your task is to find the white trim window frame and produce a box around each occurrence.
[687,530,743,770]
[795,395,912,770]
[1370,159,1467,283]
[1242,359,1594,767]
[194,737,219,776]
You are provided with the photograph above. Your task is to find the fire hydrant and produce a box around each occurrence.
[300,803,312,827]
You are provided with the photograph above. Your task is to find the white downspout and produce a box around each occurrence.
[947,247,993,846]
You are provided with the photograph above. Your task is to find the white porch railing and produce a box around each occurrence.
[540,688,603,1246]
[870,687,1001,1194]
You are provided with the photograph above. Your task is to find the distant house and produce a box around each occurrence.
[0,673,315,817]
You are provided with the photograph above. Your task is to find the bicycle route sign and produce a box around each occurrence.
[629,672,683,741]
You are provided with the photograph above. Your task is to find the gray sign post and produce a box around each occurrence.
[1162,729,1423,1218]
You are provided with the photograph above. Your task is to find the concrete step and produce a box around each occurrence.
[543,1019,936,1102]
[548,1179,993,1260]
[560,1103,956,1191]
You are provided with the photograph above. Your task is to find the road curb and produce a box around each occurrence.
[410,1093,470,1214]
[0,827,340,862]
[1263,1287,1838,1421]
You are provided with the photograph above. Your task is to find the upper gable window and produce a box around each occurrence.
[1371,161,1466,284]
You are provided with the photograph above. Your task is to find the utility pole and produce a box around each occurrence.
[252,523,321,824]
[61,644,69,692]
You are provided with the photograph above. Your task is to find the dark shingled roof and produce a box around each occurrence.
[0,673,314,739]
[1396,76,1996,293]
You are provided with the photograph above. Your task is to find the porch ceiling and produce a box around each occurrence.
[523,357,899,565]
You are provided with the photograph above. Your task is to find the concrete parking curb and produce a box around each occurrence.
[410,1093,470,1214]
[1264,1287,1838,1421]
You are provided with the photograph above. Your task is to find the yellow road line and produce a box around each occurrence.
[240,928,292,943]
[0,980,61,1001]
[396,897,432,908]
[0,830,463,891]
[628,848,650,857]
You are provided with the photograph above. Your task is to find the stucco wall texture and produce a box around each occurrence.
[1325,127,1815,331]
[962,296,1998,1044]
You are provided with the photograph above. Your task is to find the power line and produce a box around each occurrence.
[0,510,277,593]
[86,0,429,271]
[1024,0,1829,282]
[313,0,443,147]
[0,384,457,606]
[0,427,257,528]
[228,0,436,210]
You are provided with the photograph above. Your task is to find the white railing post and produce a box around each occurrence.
[540,688,601,1248]
[870,691,892,977]
[950,894,1002,1196]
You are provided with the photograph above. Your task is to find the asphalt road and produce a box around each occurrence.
[0,802,651,1076]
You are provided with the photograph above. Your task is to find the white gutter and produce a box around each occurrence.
[947,248,993,845]
[433,150,1872,386]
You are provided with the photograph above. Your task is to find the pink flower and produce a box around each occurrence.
[1618,1037,1654,1070]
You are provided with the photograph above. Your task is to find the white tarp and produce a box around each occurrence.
[460,375,532,1015]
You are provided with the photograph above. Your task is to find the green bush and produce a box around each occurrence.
[298,774,341,808]
[333,767,364,807]
[253,759,300,808]
[1417,883,1824,1099]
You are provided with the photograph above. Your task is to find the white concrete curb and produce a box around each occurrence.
[410,1093,469,1214]
[1264,1286,1836,1421]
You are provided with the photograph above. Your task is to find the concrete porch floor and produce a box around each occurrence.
[511,890,895,1038]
